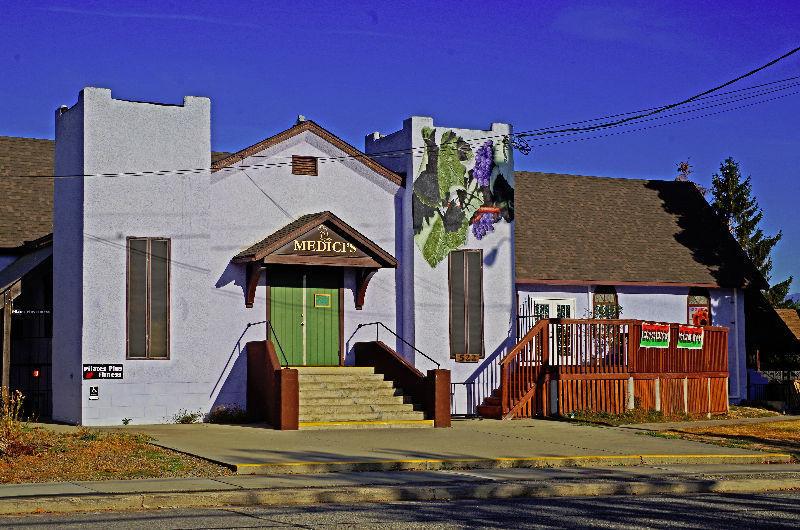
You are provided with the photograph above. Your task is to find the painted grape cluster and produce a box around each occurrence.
[412,128,514,267]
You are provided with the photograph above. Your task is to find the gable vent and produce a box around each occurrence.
[292,155,318,176]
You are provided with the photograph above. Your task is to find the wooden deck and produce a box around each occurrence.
[477,319,729,419]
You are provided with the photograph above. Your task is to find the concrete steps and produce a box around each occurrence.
[295,366,429,429]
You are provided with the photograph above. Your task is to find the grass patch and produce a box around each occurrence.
[662,419,800,460]
[0,426,232,484]
[564,405,780,427]
[0,388,230,484]
[0,425,231,483]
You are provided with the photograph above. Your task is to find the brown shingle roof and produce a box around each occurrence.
[776,309,800,340]
[515,172,766,288]
[211,120,404,187]
[0,135,228,249]
[0,136,54,248]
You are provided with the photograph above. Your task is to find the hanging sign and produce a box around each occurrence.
[640,323,670,348]
[678,325,704,349]
[83,364,124,380]
[276,225,367,258]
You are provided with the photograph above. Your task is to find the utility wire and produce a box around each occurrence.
[3,48,799,180]
[515,45,800,138]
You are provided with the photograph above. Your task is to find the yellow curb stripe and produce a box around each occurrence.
[298,420,434,427]
[235,452,791,469]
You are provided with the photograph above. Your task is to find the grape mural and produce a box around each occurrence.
[412,127,514,267]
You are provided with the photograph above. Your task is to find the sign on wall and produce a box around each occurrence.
[275,225,367,258]
[83,364,124,380]
[677,325,704,349]
[639,323,670,348]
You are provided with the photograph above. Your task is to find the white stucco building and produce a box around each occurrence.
[39,87,763,426]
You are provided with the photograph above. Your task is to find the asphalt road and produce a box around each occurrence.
[3,492,799,529]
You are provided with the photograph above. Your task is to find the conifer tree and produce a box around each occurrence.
[710,157,793,307]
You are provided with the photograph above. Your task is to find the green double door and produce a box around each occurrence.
[269,266,341,366]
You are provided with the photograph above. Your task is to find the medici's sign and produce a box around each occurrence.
[276,225,366,258]
[677,325,704,349]
[639,322,670,348]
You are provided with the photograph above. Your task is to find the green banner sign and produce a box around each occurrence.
[677,325,704,349]
[640,322,670,348]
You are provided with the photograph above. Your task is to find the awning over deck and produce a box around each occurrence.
[232,211,397,308]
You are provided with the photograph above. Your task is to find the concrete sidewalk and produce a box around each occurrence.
[1,463,799,516]
[111,418,792,474]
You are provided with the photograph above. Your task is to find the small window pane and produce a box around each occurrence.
[127,239,148,358]
[149,239,170,358]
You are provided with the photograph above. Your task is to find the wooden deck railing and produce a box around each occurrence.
[492,319,729,419]
[499,319,549,418]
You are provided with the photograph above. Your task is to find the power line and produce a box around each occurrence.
[2,48,799,179]
[527,89,800,148]
[515,44,800,138]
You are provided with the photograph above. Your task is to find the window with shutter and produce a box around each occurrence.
[687,288,712,326]
[449,249,484,362]
[127,237,171,359]
[593,286,619,319]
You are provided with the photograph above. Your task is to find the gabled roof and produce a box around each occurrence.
[0,136,229,249]
[515,172,767,288]
[233,211,397,268]
[0,136,55,248]
[211,120,404,186]
[776,309,800,341]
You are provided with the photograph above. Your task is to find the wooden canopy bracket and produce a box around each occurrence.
[245,262,263,308]
[354,269,377,310]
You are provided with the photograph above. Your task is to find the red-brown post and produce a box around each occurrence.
[427,369,451,428]
[500,364,509,415]
[275,368,299,430]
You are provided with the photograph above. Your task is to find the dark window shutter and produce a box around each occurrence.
[292,155,318,176]
[465,250,483,356]
[449,249,484,359]
[127,239,148,358]
[127,238,171,359]
[449,251,466,356]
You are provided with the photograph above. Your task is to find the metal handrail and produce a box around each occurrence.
[355,321,440,369]
[266,320,290,367]
[245,320,290,368]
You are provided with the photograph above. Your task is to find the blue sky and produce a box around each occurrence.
[1,1,798,290]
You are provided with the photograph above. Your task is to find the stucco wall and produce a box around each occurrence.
[55,88,212,425]
[208,127,401,411]
[52,95,85,424]
[367,117,516,413]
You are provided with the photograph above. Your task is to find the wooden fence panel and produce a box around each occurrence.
[687,377,710,414]
[660,378,685,415]
[557,377,628,415]
[634,378,656,410]
[709,377,729,413]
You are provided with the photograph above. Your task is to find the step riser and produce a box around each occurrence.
[299,421,433,430]
[299,412,426,422]
[296,374,388,383]
[299,404,420,415]
[293,367,376,375]
[299,396,413,406]
[298,389,405,399]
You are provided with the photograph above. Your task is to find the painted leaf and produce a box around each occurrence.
[437,130,470,200]
[414,127,442,207]
[418,212,468,267]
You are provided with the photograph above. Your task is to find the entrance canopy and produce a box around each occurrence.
[233,211,397,309]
